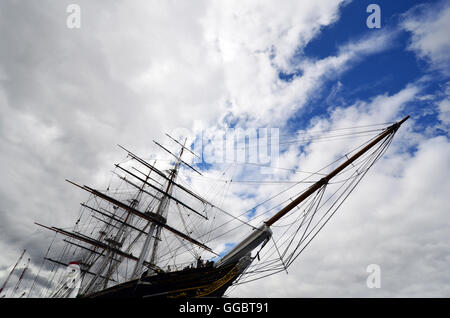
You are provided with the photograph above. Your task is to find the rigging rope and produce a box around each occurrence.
[231,130,397,286]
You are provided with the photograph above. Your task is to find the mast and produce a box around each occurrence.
[30,133,248,298]
[149,142,185,266]
[216,116,410,267]
[75,166,155,294]
[99,168,156,288]
[0,249,26,296]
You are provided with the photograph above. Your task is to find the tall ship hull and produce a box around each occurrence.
[86,260,244,298]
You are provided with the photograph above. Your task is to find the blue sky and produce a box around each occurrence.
[280,0,448,140]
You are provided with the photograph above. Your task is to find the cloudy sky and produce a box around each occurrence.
[0,0,449,298]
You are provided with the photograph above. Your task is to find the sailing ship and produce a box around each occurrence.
[1,116,409,298]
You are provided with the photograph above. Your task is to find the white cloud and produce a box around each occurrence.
[437,98,450,127]
[220,28,398,127]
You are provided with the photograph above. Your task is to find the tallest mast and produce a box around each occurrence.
[131,140,186,278]
[148,143,185,266]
